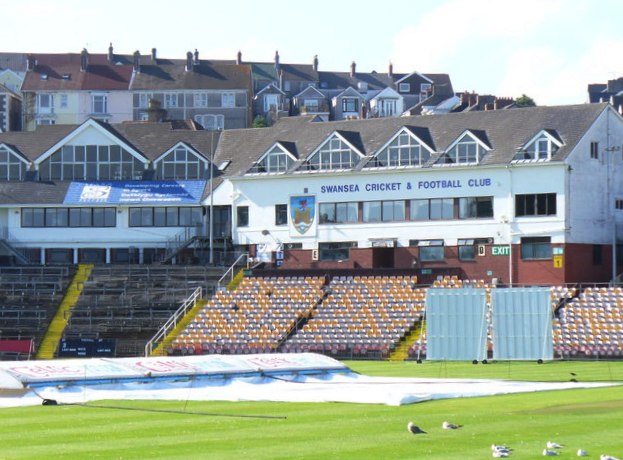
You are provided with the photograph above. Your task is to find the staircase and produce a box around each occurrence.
[35,264,93,359]
[0,239,31,264]
[388,320,426,361]
[149,299,208,356]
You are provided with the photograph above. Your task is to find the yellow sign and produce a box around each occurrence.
[553,255,564,268]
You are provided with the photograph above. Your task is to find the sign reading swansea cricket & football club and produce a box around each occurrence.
[290,195,316,237]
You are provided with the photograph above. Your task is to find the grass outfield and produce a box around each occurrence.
[0,360,622,459]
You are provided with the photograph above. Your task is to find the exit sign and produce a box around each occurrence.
[492,246,511,256]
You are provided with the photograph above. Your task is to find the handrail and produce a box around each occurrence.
[144,286,202,356]
[217,253,249,289]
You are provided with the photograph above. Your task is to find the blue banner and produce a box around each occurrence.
[63,181,207,205]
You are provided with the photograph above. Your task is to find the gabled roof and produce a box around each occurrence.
[153,141,209,164]
[129,61,252,91]
[368,87,401,101]
[218,103,611,177]
[0,82,20,98]
[294,85,325,99]
[22,53,134,91]
[395,71,434,85]
[333,86,364,99]
[256,82,286,96]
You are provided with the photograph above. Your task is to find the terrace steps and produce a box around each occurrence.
[388,321,424,361]
[150,299,209,356]
[35,264,93,359]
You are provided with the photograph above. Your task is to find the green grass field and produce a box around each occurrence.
[1,360,622,459]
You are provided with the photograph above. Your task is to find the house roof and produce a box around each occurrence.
[217,103,610,176]
[129,61,252,91]
[0,53,27,72]
[21,53,134,91]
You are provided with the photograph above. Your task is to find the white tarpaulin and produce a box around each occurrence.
[0,354,616,408]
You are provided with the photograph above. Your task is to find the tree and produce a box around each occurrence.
[515,94,536,107]
[252,115,268,128]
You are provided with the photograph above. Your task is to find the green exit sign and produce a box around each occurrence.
[492,246,511,256]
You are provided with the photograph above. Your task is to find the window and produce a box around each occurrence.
[319,202,358,224]
[138,93,153,108]
[237,206,249,227]
[419,240,444,261]
[515,193,556,217]
[458,238,489,261]
[590,141,599,159]
[342,97,358,113]
[398,83,410,93]
[376,98,397,117]
[303,99,319,111]
[616,199,623,210]
[194,114,224,130]
[521,237,551,260]
[439,134,486,164]
[363,200,405,222]
[514,133,559,161]
[420,83,432,94]
[264,94,279,112]
[194,93,208,107]
[38,145,144,181]
[38,94,54,113]
[371,131,430,167]
[410,199,430,220]
[60,94,68,108]
[22,207,115,227]
[305,135,360,171]
[164,93,178,108]
[318,241,355,261]
[275,204,288,226]
[459,196,493,219]
[92,94,108,114]
[129,207,202,227]
[156,145,205,180]
[430,198,454,220]
[0,146,26,180]
[222,92,235,108]
[250,145,292,173]
[36,118,55,125]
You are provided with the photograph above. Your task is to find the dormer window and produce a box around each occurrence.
[369,129,431,168]
[155,144,207,180]
[304,134,361,171]
[0,146,27,181]
[249,144,294,174]
[513,131,561,161]
[438,133,488,165]
[398,83,410,93]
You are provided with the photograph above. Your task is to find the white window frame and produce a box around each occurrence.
[91,94,108,114]
[264,94,279,112]
[60,94,68,109]
[398,83,410,93]
[38,94,54,113]
[138,93,153,108]
[222,92,235,108]
[194,114,224,130]
[164,93,178,108]
[194,93,208,108]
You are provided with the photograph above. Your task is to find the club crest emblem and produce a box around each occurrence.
[290,196,315,235]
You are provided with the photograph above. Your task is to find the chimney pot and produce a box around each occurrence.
[80,48,89,72]
[185,51,193,71]
[388,62,393,78]
[133,50,141,73]
[26,54,36,71]
[350,61,356,77]
[108,43,114,62]
[236,50,242,65]
[313,54,318,71]
[194,49,199,64]
[151,48,157,61]
[274,50,280,72]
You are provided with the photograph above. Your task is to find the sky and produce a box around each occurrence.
[4,0,623,106]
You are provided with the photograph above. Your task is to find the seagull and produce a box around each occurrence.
[492,445,511,453]
[407,422,426,434]
[577,449,588,457]
[543,449,560,456]
[600,455,620,460]
[492,450,509,458]
[547,442,564,449]
[442,421,462,429]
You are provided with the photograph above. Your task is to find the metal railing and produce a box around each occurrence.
[217,253,249,289]
[144,286,202,356]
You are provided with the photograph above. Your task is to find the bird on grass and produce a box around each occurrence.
[492,445,512,457]
[600,455,620,460]
[577,449,588,457]
[543,449,560,456]
[547,441,564,449]
[442,421,462,429]
[407,422,426,434]
[492,450,509,458]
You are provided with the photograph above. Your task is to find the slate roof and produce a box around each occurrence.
[0,53,27,72]
[0,181,70,205]
[21,53,134,91]
[216,103,609,176]
[129,61,252,91]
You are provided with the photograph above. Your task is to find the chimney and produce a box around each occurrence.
[350,61,356,77]
[185,51,193,71]
[236,50,242,65]
[108,43,114,62]
[313,55,318,71]
[133,50,141,73]
[80,48,89,72]
[151,48,157,62]
[274,50,280,72]
[26,54,36,71]
[388,62,393,78]
[147,99,167,122]
[193,49,199,65]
